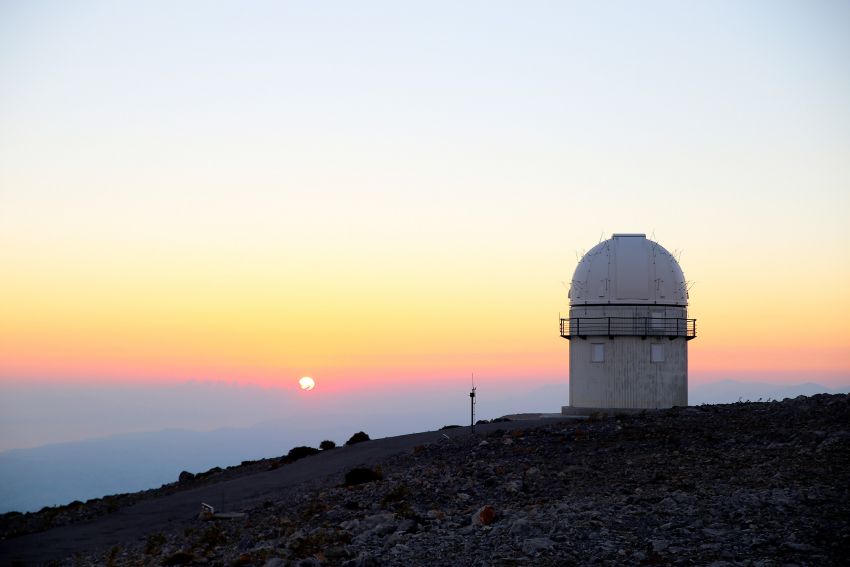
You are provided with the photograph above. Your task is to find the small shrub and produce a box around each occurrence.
[196,466,223,479]
[345,431,370,446]
[105,497,120,514]
[299,497,330,521]
[196,524,227,552]
[320,439,337,450]
[288,526,350,556]
[381,483,410,506]
[283,445,321,463]
[145,532,167,555]
[178,471,195,483]
[106,545,121,567]
[440,424,461,430]
[344,466,382,486]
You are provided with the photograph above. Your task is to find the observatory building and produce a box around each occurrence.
[561,234,696,412]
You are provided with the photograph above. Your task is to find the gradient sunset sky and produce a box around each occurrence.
[2,2,849,446]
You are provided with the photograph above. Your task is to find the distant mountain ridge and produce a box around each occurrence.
[1,380,846,513]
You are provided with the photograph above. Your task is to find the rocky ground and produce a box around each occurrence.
[7,394,850,566]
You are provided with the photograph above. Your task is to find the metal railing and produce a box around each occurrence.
[560,317,696,340]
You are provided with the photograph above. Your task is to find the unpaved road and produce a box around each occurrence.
[0,418,561,565]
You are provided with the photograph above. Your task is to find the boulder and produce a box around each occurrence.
[473,505,497,526]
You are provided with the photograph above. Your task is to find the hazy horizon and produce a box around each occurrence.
[1,379,847,514]
[2,376,847,453]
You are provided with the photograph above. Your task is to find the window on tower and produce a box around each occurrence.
[591,343,605,362]
[651,344,665,362]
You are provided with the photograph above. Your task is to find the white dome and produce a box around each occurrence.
[569,234,688,306]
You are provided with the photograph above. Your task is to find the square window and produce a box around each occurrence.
[651,344,665,362]
[591,343,605,362]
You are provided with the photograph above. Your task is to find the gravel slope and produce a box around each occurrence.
[2,394,848,566]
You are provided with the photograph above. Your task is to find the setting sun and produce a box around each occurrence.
[298,376,315,391]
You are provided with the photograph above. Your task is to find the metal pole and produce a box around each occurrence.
[469,374,476,434]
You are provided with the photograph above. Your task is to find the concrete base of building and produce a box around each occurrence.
[561,405,653,416]
[500,412,583,421]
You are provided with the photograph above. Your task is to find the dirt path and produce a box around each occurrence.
[0,419,559,565]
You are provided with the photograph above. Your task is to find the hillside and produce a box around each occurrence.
[2,394,848,566]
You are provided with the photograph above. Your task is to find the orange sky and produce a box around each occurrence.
[2,2,849,395]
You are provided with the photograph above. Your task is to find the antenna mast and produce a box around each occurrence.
[469,373,477,434]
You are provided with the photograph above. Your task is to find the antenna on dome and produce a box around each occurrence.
[469,373,477,434]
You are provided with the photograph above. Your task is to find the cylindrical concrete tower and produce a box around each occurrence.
[561,234,696,412]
